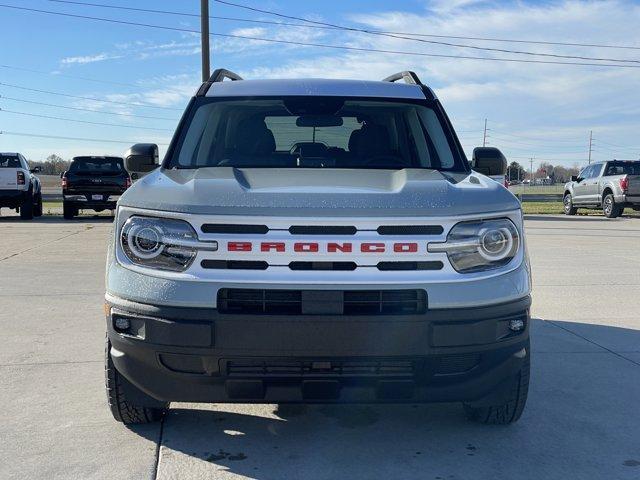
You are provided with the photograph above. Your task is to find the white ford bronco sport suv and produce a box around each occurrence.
[105,70,531,425]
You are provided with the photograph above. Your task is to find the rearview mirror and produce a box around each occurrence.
[472,147,507,176]
[296,115,343,128]
[571,175,579,182]
[125,143,159,176]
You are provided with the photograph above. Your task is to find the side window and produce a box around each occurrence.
[579,166,591,179]
[589,164,602,178]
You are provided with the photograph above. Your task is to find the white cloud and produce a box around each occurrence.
[60,53,122,65]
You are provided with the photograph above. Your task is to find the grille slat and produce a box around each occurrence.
[289,226,357,235]
[226,359,416,378]
[377,261,443,271]
[377,225,444,235]
[201,224,268,234]
[218,289,427,315]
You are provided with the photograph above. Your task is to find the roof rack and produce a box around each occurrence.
[196,68,243,96]
[382,71,423,86]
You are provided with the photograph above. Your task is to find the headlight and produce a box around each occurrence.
[120,216,205,272]
[428,218,520,273]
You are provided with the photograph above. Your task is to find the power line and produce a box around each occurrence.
[49,0,640,52]
[0,64,146,89]
[0,82,183,111]
[44,0,640,65]
[2,4,640,69]
[0,96,177,121]
[0,130,169,145]
[489,130,585,143]
[0,108,173,131]
[212,0,640,64]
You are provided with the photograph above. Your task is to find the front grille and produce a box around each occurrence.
[432,353,481,376]
[217,289,427,315]
[226,359,415,378]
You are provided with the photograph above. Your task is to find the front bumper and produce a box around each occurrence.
[106,295,531,405]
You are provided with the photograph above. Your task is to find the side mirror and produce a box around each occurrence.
[30,166,42,174]
[570,175,579,182]
[124,143,159,176]
[471,147,507,176]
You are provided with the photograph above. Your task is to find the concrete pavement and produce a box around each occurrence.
[1,214,639,479]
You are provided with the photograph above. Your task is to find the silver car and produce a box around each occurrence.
[563,160,640,218]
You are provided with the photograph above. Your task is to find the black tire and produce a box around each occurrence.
[34,192,43,217]
[603,194,622,218]
[105,338,167,424]
[63,202,76,220]
[463,347,530,425]
[20,190,34,220]
[563,193,577,215]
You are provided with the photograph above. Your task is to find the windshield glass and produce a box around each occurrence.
[168,98,465,171]
[70,157,124,174]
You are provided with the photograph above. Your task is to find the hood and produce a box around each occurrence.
[120,167,520,217]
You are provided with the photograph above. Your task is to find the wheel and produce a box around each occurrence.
[63,202,76,220]
[34,192,43,217]
[105,338,167,424]
[20,190,34,220]
[463,346,530,425]
[563,193,577,215]
[603,194,622,218]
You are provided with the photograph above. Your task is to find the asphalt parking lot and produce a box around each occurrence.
[1,214,639,480]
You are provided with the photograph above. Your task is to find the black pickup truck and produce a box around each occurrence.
[61,156,131,219]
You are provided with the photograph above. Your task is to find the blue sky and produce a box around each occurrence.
[1,0,639,170]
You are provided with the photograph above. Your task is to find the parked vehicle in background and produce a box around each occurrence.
[61,156,131,219]
[563,160,640,218]
[0,152,42,219]
[104,69,531,426]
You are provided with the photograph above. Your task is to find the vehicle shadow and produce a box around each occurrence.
[126,319,640,479]
[0,215,113,224]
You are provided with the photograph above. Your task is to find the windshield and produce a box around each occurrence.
[168,98,466,171]
[70,157,124,174]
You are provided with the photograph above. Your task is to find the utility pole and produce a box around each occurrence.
[201,0,210,82]
[588,130,593,164]
[530,157,534,186]
[482,118,488,147]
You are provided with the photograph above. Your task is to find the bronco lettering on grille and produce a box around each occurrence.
[227,242,420,253]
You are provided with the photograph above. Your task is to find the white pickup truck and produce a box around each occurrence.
[0,152,43,219]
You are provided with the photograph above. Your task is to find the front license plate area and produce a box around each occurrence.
[91,194,103,201]
[301,290,344,315]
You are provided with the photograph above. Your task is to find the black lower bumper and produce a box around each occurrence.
[106,295,531,405]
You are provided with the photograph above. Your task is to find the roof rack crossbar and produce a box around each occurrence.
[210,68,243,83]
[382,71,422,86]
[196,68,243,96]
